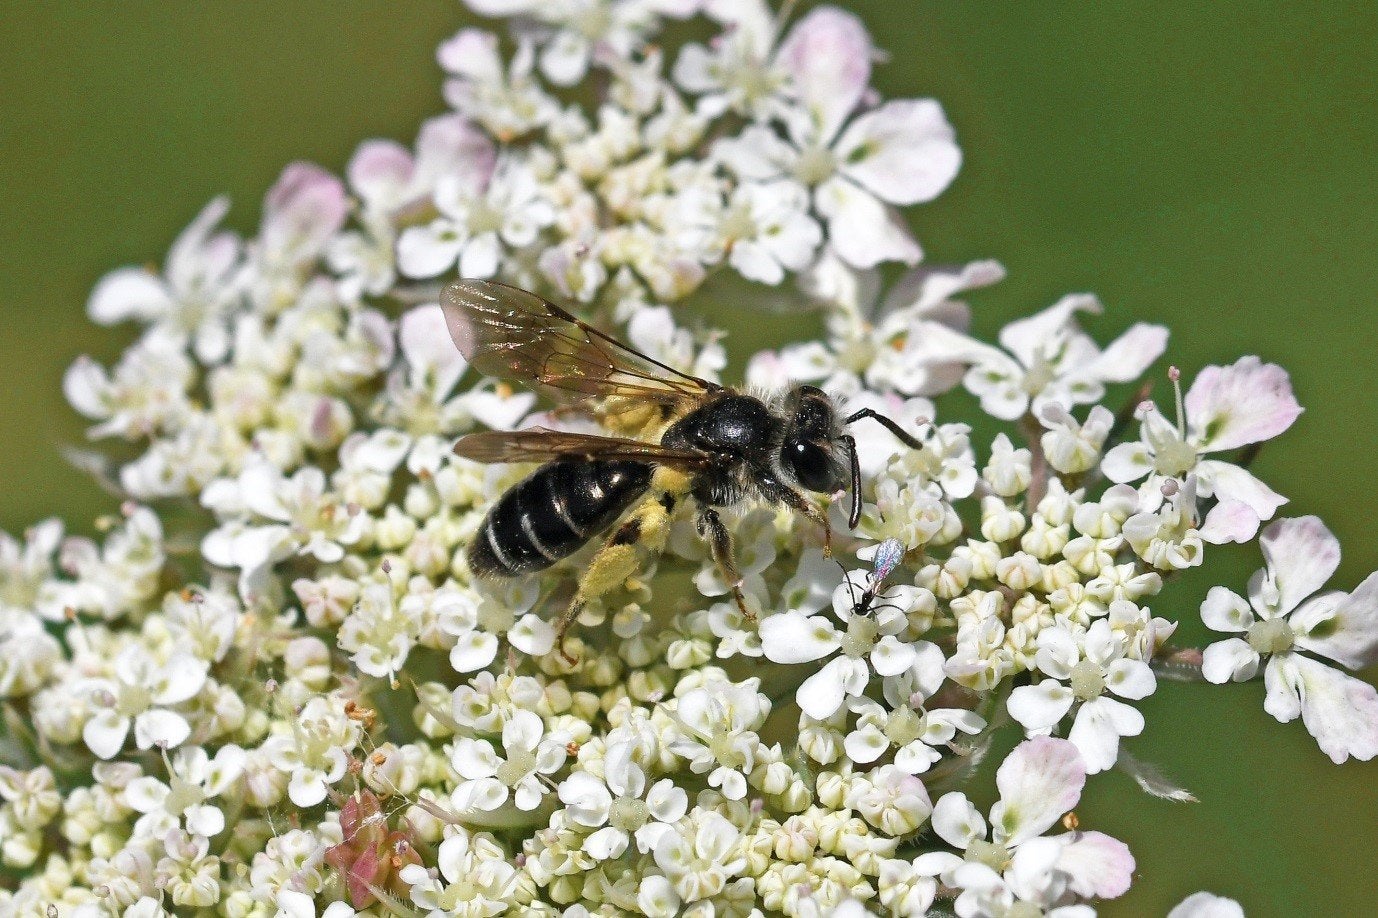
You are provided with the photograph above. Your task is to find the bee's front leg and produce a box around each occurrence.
[697,506,751,620]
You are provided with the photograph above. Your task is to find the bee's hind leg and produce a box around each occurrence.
[697,506,752,620]
[559,495,673,663]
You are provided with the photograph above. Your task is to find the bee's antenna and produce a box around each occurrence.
[845,408,926,451]
[838,433,863,528]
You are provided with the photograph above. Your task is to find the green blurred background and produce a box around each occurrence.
[1,2,1375,914]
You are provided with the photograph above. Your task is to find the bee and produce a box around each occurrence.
[441,280,922,648]
[841,537,908,618]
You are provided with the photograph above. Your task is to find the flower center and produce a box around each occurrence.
[793,145,837,186]
[495,750,537,786]
[1005,903,1045,918]
[1152,437,1198,477]
[884,707,924,746]
[965,838,1011,873]
[1070,660,1106,700]
[1247,618,1294,655]
[1021,351,1056,395]
[609,796,650,832]
[841,615,880,658]
[165,775,206,815]
[468,201,504,236]
[708,732,746,769]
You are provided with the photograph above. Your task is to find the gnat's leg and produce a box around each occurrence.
[698,506,750,619]
[558,496,673,663]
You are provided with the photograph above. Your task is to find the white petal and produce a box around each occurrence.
[843,725,889,765]
[62,356,110,419]
[1056,830,1135,899]
[459,232,501,280]
[397,221,463,278]
[796,658,849,720]
[991,736,1085,846]
[1168,892,1246,918]
[775,7,872,141]
[1200,639,1260,684]
[1185,356,1303,451]
[88,268,174,324]
[584,826,629,860]
[1101,442,1154,484]
[1263,654,1303,723]
[1105,659,1156,700]
[1067,698,1141,775]
[1196,461,1286,521]
[869,635,917,676]
[1255,516,1341,617]
[1200,586,1254,633]
[1085,323,1169,383]
[929,792,985,850]
[509,614,556,656]
[449,632,499,672]
[400,304,467,396]
[1294,572,1378,669]
[1007,681,1074,732]
[836,99,961,206]
[185,803,225,837]
[998,293,1100,368]
[1199,499,1265,545]
[759,611,840,664]
[134,709,191,750]
[1288,654,1378,764]
[816,177,921,269]
[84,712,130,760]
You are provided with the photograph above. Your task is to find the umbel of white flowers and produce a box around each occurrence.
[0,2,1371,917]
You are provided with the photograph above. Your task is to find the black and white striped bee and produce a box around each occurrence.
[441,280,921,649]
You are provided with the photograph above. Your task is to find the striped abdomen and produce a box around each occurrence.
[468,460,653,577]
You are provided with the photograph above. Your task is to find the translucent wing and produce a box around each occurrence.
[441,280,720,410]
[453,428,713,470]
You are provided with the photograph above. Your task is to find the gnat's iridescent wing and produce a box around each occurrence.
[440,280,720,414]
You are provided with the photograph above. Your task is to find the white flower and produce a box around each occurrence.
[557,742,688,859]
[87,197,242,363]
[338,582,422,680]
[843,694,984,775]
[652,809,747,906]
[397,154,554,279]
[760,568,943,721]
[124,745,246,839]
[1103,356,1302,543]
[82,646,208,759]
[920,738,1133,913]
[439,28,558,140]
[667,679,769,800]
[713,8,960,268]
[450,708,569,812]
[1040,404,1114,475]
[955,294,1168,422]
[261,695,362,807]
[1007,620,1157,773]
[398,830,518,918]
[64,338,196,440]
[716,179,821,284]
[1200,516,1378,763]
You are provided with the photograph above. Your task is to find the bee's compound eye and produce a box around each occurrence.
[785,441,840,492]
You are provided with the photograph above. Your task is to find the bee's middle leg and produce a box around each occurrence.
[697,506,751,619]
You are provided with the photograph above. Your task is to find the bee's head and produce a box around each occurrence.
[779,385,847,494]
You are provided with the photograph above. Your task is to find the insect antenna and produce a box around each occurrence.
[844,407,928,450]
[837,432,863,527]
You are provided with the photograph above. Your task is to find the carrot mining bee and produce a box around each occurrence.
[441,281,922,648]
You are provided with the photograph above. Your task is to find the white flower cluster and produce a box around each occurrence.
[3,3,1374,917]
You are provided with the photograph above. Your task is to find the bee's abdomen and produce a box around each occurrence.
[468,460,653,577]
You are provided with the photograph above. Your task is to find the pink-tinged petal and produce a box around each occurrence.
[1288,654,1378,763]
[796,658,849,720]
[990,736,1086,846]
[775,7,872,142]
[760,611,841,664]
[1256,516,1341,616]
[1201,638,1260,684]
[1168,892,1246,918]
[413,114,496,198]
[930,792,986,850]
[835,99,961,206]
[1006,681,1074,732]
[1185,355,1302,451]
[1197,460,1286,520]
[1201,586,1254,633]
[816,177,921,268]
[438,28,503,82]
[347,138,414,210]
[1199,499,1264,545]
[1084,322,1169,383]
[1057,831,1135,899]
[1294,573,1378,669]
[88,267,173,325]
[168,195,237,288]
[261,162,348,265]
[400,304,467,396]
[1069,697,1142,774]
[998,293,1101,369]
